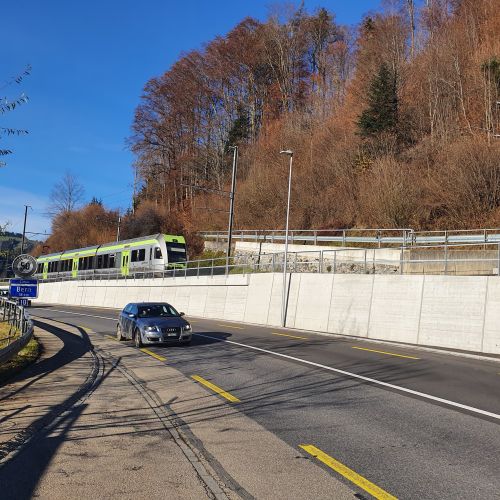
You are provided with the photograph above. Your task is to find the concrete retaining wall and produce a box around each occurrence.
[37,273,500,355]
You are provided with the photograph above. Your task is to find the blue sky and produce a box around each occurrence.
[1,0,382,237]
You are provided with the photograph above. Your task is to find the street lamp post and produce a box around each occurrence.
[279,150,293,327]
[227,146,238,269]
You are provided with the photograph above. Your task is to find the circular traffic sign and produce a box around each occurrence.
[12,254,38,278]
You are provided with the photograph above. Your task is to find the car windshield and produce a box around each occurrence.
[137,304,179,318]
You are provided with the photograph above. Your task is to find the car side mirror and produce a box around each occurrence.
[128,313,136,318]
[179,312,185,316]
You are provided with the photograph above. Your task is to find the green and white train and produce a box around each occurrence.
[36,234,187,280]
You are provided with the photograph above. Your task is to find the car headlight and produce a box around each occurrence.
[184,324,191,331]
[145,325,159,332]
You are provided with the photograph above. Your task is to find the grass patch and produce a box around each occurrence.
[188,249,227,268]
[0,321,19,344]
[0,335,40,386]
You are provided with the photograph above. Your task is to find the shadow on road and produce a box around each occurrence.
[0,320,119,500]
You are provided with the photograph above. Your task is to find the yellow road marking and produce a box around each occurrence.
[352,346,419,360]
[299,445,397,500]
[217,324,244,330]
[105,335,117,341]
[191,375,240,403]
[78,325,94,333]
[272,332,308,340]
[140,348,167,362]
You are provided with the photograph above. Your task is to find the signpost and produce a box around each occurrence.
[10,254,39,306]
[9,279,38,299]
[12,254,38,279]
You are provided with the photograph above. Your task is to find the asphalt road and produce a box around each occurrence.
[29,303,500,499]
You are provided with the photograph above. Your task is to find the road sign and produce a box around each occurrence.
[18,298,30,307]
[9,278,38,299]
[12,254,38,278]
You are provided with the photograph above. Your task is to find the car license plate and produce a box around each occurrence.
[166,332,177,337]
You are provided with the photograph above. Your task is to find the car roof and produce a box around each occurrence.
[130,302,171,306]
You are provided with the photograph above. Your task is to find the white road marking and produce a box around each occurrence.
[194,333,500,422]
[35,308,117,321]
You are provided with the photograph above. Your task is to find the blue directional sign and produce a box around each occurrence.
[9,279,38,299]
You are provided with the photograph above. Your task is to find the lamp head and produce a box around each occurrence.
[279,150,293,156]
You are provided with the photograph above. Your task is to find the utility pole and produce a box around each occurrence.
[227,146,238,263]
[116,216,122,242]
[20,205,31,254]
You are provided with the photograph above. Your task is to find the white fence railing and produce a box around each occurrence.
[35,242,500,283]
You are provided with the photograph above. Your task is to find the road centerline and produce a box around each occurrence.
[217,323,244,330]
[191,375,240,403]
[351,346,420,360]
[272,332,309,340]
[299,445,397,500]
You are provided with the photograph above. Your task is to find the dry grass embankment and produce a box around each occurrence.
[0,322,39,385]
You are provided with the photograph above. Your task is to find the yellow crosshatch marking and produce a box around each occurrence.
[299,445,397,500]
[352,346,420,360]
[140,348,166,362]
[272,332,308,340]
[217,324,244,330]
[191,375,240,403]
[105,335,117,341]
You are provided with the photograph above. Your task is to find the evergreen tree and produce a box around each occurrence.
[357,63,398,138]
[225,105,250,150]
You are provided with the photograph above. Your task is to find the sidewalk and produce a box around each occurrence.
[0,321,214,500]
[0,318,356,500]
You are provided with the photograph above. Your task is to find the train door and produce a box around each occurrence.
[72,258,78,278]
[121,251,130,276]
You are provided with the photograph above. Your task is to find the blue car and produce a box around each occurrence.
[117,302,192,347]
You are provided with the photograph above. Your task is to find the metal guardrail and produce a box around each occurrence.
[36,242,500,283]
[201,228,500,247]
[0,297,34,365]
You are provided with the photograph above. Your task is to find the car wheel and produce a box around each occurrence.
[116,324,125,341]
[134,328,143,348]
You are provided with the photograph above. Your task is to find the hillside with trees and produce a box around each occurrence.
[129,0,500,233]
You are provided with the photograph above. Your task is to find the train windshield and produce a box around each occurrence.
[166,242,187,263]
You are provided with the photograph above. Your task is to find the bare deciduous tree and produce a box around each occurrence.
[47,170,85,217]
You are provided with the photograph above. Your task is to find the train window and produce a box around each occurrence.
[166,242,187,263]
[97,255,103,269]
[131,249,138,262]
[154,247,162,259]
[149,248,152,260]
[138,249,145,261]
[103,254,109,268]
[109,254,115,268]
